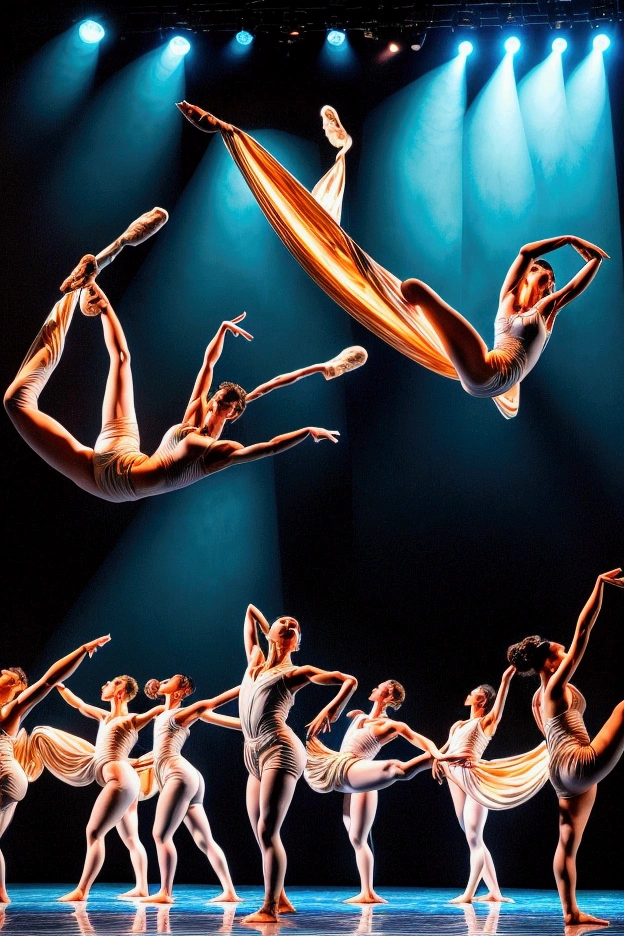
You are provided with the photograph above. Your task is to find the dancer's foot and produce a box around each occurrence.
[60,255,99,294]
[242,907,278,923]
[208,889,243,903]
[277,890,296,913]
[323,346,368,380]
[0,888,10,904]
[449,894,473,904]
[58,888,87,902]
[564,912,609,927]
[138,890,174,904]
[79,282,110,317]
[117,886,149,899]
[473,893,514,903]
[344,891,388,904]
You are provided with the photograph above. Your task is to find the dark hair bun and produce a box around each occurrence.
[144,679,161,700]
[507,636,550,675]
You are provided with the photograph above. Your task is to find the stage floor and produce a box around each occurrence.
[1,886,622,935]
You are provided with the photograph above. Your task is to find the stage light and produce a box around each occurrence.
[458,40,474,56]
[552,36,568,52]
[504,36,521,53]
[410,30,427,51]
[78,20,105,44]
[327,29,346,46]
[452,9,480,30]
[388,42,400,53]
[592,32,611,50]
[236,30,253,46]
[168,35,191,56]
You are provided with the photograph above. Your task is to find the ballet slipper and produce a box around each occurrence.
[60,255,99,294]
[343,891,388,904]
[473,893,514,903]
[58,887,87,902]
[117,886,149,899]
[323,346,368,380]
[448,894,473,904]
[242,907,279,923]
[564,911,609,927]
[208,890,243,903]
[138,890,174,904]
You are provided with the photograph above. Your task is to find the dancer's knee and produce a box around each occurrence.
[257,821,279,850]
[349,831,367,850]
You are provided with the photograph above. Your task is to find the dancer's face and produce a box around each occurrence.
[158,675,185,695]
[101,677,127,701]
[0,669,26,701]
[369,681,393,704]
[464,687,487,710]
[268,617,301,652]
[523,263,553,300]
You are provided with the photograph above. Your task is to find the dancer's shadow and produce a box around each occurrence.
[459,901,501,935]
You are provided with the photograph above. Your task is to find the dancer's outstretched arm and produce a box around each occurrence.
[174,685,242,730]
[294,667,358,737]
[212,427,340,470]
[498,235,607,302]
[183,314,253,428]
[3,636,110,732]
[57,684,108,720]
[389,721,445,759]
[548,568,624,701]
[246,346,367,402]
[246,363,329,403]
[134,706,166,730]
[244,603,271,663]
[481,666,516,737]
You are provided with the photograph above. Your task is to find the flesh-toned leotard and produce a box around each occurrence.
[469,308,551,399]
[151,710,203,806]
[0,729,28,809]
[441,717,549,811]
[532,685,597,799]
[239,665,306,781]
[304,714,381,794]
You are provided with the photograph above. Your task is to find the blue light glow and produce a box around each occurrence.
[327,30,346,46]
[552,37,567,53]
[593,32,610,51]
[168,35,191,56]
[236,30,254,46]
[458,40,474,56]
[504,36,521,54]
[78,20,105,44]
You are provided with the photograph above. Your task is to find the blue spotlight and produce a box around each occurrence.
[327,29,346,46]
[504,36,521,54]
[78,20,105,44]
[593,32,611,51]
[236,29,254,46]
[552,37,567,53]
[168,35,191,56]
[458,40,474,56]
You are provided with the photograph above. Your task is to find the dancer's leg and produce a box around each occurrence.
[341,753,434,793]
[0,803,18,903]
[242,769,298,923]
[342,791,386,904]
[58,763,140,901]
[115,799,149,898]
[457,798,510,904]
[589,701,624,787]
[400,279,498,391]
[141,776,194,903]
[97,293,138,428]
[554,787,607,926]
[183,803,240,901]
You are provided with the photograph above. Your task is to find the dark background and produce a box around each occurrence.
[1,1,623,894]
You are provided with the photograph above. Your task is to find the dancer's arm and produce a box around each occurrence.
[56,684,108,721]
[182,313,253,427]
[548,568,624,701]
[246,363,327,403]
[290,667,357,738]
[499,235,608,302]
[214,427,340,469]
[244,603,271,664]
[134,705,166,730]
[4,636,110,729]
[174,685,242,729]
[481,665,516,737]
[391,721,445,758]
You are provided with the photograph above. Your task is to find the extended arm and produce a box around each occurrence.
[290,667,358,738]
[182,314,253,427]
[245,362,327,403]
[392,721,445,758]
[217,427,340,470]
[481,665,516,736]
[244,604,270,664]
[57,684,108,720]
[134,704,166,731]
[499,235,608,303]
[175,684,241,728]
[5,635,110,729]
[549,568,624,699]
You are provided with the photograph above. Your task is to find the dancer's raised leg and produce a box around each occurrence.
[590,700,624,788]
[340,752,434,794]
[342,792,386,904]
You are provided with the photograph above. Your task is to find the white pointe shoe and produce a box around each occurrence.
[323,346,368,379]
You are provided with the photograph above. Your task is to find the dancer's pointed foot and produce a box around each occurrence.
[117,886,149,899]
[58,888,87,902]
[242,907,279,923]
[277,891,296,914]
[473,893,514,903]
[343,891,387,904]
[60,255,99,294]
[79,282,110,317]
[564,912,609,927]
[208,890,243,903]
[138,890,174,904]
[323,346,368,380]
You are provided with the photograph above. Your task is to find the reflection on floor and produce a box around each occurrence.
[1,886,623,936]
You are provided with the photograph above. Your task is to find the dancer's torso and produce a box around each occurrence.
[533,684,596,798]
[0,728,28,806]
[446,718,490,761]
[492,306,550,381]
[152,710,192,788]
[92,716,138,785]
[339,714,382,759]
[239,665,306,779]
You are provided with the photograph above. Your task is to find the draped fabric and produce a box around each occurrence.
[444,741,550,811]
[204,110,518,418]
[304,735,361,794]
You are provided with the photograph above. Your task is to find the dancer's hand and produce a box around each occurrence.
[222,312,253,341]
[306,709,334,737]
[308,428,340,443]
[598,567,624,588]
[84,635,111,657]
[569,236,609,261]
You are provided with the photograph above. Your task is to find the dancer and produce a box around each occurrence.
[139,674,242,904]
[433,666,548,904]
[507,568,624,926]
[177,100,607,418]
[4,207,367,501]
[306,679,450,904]
[50,674,165,902]
[238,603,358,923]
[0,634,110,903]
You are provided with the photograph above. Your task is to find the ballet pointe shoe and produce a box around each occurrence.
[79,283,110,317]
[60,255,99,294]
[323,346,368,380]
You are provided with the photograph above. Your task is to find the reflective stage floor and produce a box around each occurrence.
[2,886,623,936]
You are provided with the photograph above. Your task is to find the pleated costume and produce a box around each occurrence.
[532,684,597,799]
[150,710,204,806]
[0,729,29,810]
[239,665,306,781]
[304,714,381,794]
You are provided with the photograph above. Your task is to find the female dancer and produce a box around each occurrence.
[139,674,242,904]
[4,206,366,501]
[0,634,110,903]
[177,100,607,418]
[507,567,624,926]
[307,679,449,904]
[238,603,358,923]
[52,674,164,902]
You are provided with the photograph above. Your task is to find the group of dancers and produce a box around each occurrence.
[1,572,623,925]
[2,102,622,928]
